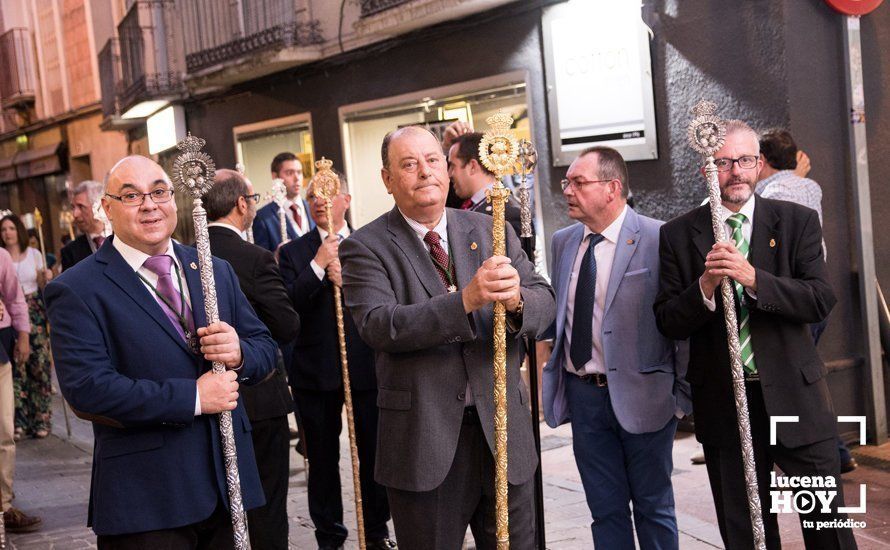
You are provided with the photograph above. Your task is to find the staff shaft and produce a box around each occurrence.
[491,189,510,549]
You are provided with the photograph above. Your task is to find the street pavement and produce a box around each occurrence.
[5,393,890,549]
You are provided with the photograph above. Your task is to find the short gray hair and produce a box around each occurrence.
[724,119,760,154]
[205,169,248,221]
[73,180,104,204]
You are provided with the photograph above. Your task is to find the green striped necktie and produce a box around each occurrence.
[726,213,756,375]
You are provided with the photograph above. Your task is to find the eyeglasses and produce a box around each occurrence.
[559,178,613,192]
[105,188,174,206]
[243,193,260,203]
[713,155,758,172]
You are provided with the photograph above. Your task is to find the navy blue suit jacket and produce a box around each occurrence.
[45,237,277,536]
[251,200,315,252]
[278,227,376,392]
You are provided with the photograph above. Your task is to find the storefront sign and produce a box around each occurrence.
[147,105,186,155]
[542,0,658,165]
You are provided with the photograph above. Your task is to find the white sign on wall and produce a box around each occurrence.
[542,0,658,165]
[147,105,186,155]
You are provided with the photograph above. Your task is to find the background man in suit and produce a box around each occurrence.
[252,152,315,251]
[46,155,277,548]
[544,147,691,549]
[0,247,40,533]
[339,126,555,549]
[279,173,394,550]
[61,180,107,271]
[654,121,856,549]
[447,132,523,237]
[205,168,300,550]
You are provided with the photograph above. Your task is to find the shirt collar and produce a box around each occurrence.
[317,224,351,241]
[583,204,628,244]
[719,193,756,225]
[399,208,448,245]
[112,236,179,273]
[469,183,494,207]
[755,170,793,194]
[207,221,246,239]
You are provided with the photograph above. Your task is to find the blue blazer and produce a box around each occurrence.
[251,200,315,252]
[543,207,692,434]
[45,238,277,536]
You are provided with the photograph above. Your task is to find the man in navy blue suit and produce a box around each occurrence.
[278,174,394,550]
[45,155,277,549]
[251,152,315,251]
[544,147,691,549]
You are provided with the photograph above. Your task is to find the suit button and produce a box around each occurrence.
[457,392,466,401]
[455,336,463,342]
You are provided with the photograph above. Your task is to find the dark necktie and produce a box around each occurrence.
[423,230,454,290]
[142,255,195,341]
[93,235,105,250]
[289,203,303,232]
[569,233,605,371]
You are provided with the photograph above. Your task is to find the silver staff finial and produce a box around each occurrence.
[687,100,726,157]
[172,132,217,199]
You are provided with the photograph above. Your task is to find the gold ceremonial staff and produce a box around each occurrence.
[310,158,366,550]
[172,133,251,550]
[479,112,520,549]
[688,101,766,550]
[33,208,47,271]
[60,211,75,241]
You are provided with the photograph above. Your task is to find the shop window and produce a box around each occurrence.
[233,114,314,200]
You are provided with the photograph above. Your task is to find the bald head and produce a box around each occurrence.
[381,126,440,170]
[105,155,171,194]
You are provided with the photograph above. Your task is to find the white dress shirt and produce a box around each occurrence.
[310,225,351,280]
[564,205,628,375]
[700,194,756,310]
[113,237,201,415]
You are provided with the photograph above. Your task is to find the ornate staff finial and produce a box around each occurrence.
[270,179,287,204]
[479,111,519,178]
[687,100,726,157]
[172,132,216,199]
[310,157,340,200]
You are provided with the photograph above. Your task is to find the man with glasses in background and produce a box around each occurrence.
[46,155,276,548]
[61,179,108,271]
[654,121,856,549]
[205,168,300,549]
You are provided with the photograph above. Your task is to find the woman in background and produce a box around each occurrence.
[1,214,53,439]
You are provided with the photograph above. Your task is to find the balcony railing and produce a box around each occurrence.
[0,28,37,109]
[181,0,323,74]
[98,38,122,117]
[116,0,185,114]
[360,0,414,17]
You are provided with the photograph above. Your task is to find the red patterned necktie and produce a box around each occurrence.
[423,230,453,289]
[93,235,105,249]
[460,199,473,210]
[289,203,303,231]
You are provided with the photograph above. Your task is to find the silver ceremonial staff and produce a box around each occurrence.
[172,133,251,550]
[270,178,289,246]
[687,100,766,550]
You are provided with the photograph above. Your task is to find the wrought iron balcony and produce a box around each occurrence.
[360,0,414,17]
[98,38,122,117]
[116,0,185,116]
[0,28,37,109]
[181,0,323,75]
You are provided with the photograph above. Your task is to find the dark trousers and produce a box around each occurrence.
[386,407,535,550]
[703,381,857,550]
[565,373,679,549]
[293,387,389,546]
[97,502,233,549]
[246,414,291,549]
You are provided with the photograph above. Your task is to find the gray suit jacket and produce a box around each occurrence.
[340,206,555,492]
[544,208,692,433]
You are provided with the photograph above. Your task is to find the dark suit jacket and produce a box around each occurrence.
[340,207,555,492]
[207,225,298,421]
[654,196,837,449]
[60,233,93,271]
[278,227,376,392]
[251,200,316,252]
[45,238,277,536]
[468,193,524,239]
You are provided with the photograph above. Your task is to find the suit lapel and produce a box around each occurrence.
[692,206,716,261]
[555,224,584,338]
[604,208,641,314]
[446,210,480,289]
[749,196,778,273]
[99,238,192,354]
[386,208,445,297]
[175,243,207,331]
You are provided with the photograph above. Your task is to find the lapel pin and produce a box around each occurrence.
[485,205,492,213]
[470,242,478,250]
[627,239,634,245]
[190,261,198,270]
[769,238,776,248]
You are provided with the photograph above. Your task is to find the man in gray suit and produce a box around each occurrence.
[339,126,555,549]
[543,147,691,549]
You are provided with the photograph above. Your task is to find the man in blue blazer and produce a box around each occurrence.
[45,156,277,548]
[544,147,691,549]
[252,152,315,251]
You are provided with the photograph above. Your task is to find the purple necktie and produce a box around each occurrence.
[142,255,195,342]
